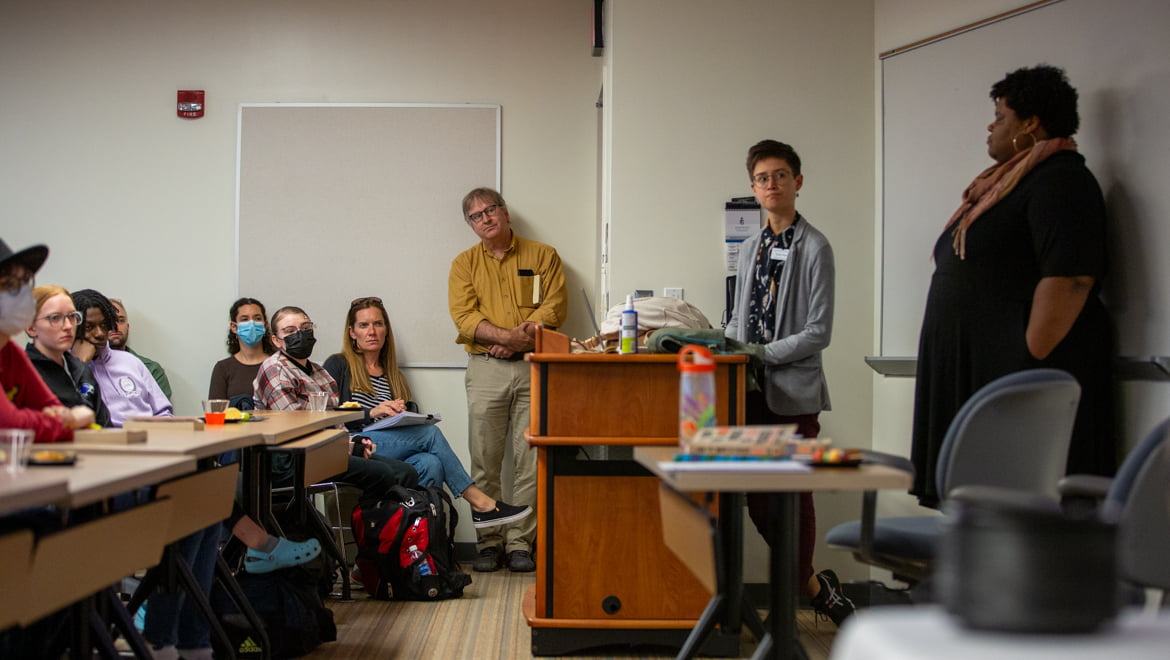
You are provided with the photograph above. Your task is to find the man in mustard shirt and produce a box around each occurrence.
[448,187,567,572]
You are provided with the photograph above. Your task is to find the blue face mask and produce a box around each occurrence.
[236,320,266,347]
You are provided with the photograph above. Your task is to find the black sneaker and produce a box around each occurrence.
[471,501,532,529]
[811,569,856,627]
[507,549,535,572]
[473,546,504,572]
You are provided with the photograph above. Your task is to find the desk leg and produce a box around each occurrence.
[752,492,807,660]
[242,446,277,530]
[676,493,761,660]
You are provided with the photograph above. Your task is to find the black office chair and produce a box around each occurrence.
[1060,416,1170,606]
[825,368,1081,584]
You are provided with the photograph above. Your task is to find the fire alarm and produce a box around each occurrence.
[177,90,205,119]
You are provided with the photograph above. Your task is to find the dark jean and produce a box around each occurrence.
[365,425,474,496]
[142,523,220,650]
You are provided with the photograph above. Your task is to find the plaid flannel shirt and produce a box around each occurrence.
[252,351,339,411]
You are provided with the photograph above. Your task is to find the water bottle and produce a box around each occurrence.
[619,294,638,354]
[678,345,716,449]
[407,544,433,576]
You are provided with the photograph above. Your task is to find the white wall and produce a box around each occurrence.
[1,0,602,539]
[872,0,1170,534]
[606,0,876,582]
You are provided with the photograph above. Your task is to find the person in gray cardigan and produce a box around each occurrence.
[724,139,853,626]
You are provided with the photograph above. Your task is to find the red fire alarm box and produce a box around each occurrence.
[177,90,205,119]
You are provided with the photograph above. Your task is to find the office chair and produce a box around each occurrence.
[825,368,1081,584]
[1061,416,1170,606]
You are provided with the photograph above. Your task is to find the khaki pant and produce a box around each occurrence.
[465,354,536,553]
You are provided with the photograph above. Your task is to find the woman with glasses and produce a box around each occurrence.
[0,238,94,442]
[253,305,419,499]
[24,284,110,427]
[324,297,530,529]
[208,297,275,403]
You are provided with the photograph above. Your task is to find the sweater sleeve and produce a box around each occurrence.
[1,343,73,442]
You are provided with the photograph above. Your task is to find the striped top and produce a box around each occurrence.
[351,373,394,414]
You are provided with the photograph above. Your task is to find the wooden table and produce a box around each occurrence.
[236,410,361,524]
[50,424,264,459]
[0,470,70,629]
[524,327,749,657]
[0,469,69,516]
[20,453,195,638]
[635,446,912,660]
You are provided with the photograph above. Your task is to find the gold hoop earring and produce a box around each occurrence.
[1012,132,1037,153]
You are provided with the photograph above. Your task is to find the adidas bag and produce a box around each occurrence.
[211,568,336,659]
[352,485,472,601]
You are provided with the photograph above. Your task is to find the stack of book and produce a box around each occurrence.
[677,424,831,461]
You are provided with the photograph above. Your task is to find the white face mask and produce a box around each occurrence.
[0,282,36,336]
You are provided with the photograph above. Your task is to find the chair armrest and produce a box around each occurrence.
[407,400,420,413]
[1058,474,1112,499]
[946,484,1061,514]
[861,450,914,475]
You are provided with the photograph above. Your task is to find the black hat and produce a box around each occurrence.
[0,238,49,276]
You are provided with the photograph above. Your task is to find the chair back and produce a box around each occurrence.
[937,369,1080,501]
[1107,417,1170,590]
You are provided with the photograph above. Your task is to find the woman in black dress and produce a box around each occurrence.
[911,65,1115,508]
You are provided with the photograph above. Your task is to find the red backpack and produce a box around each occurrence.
[351,485,472,600]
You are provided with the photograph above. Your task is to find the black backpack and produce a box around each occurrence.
[211,568,336,659]
[351,485,472,601]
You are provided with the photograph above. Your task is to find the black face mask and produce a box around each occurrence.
[281,328,316,360]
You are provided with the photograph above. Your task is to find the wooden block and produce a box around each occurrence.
[73,428,148,444]
[123,417,205,431]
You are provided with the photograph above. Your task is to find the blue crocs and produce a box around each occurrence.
[244,537,322,574]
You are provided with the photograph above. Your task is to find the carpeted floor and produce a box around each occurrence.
[303,569,836,659]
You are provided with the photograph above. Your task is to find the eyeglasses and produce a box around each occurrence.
[278,322,315,337]
[751,171,793,187]
[0,272,34,295]
[37,311,84,328]
[350,296,383,307]
[467,204,504,224]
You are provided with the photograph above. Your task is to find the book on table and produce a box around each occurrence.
[363,411,442,432]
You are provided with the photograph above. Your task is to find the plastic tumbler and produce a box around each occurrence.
[202,399,229,425]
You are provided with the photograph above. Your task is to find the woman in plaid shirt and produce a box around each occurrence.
[253,305,418,498]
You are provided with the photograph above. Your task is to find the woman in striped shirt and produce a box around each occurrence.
[324,297,530,529]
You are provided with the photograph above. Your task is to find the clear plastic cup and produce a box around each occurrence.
[2,429,33,473]
[202,399,229,425]
[307,392,329,412]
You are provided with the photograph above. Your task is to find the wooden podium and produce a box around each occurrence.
[522,328,747,656]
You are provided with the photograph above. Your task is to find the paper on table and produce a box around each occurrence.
[364,411,442,432]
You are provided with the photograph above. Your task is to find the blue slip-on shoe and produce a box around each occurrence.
[244,537,322,574]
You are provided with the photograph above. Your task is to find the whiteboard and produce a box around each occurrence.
[880,0,1170,359]
[237,104,500,366]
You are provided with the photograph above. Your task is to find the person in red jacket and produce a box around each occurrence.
[0,238,94,442]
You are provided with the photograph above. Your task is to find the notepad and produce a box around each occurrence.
[364,411,442,432]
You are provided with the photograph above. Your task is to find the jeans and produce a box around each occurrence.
[364,424,475,497]
[142,523,220,650]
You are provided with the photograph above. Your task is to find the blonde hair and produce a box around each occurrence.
[33,284,71,314]
[341,298,411,401]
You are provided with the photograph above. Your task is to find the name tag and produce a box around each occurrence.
[770,247,789,262]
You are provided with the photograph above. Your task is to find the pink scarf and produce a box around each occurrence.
[946,137,1078,259]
